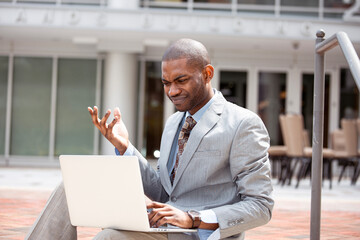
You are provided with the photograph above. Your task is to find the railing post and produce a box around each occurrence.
[310,29,325,240]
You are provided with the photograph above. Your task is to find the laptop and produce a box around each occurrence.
[59,155,197,233]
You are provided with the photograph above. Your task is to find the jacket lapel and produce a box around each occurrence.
[172,93,226,188]
[159,111,185,194]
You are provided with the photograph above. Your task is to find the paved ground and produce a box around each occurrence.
[0,167,359,240]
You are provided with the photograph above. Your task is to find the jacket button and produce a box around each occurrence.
[171,196,177,202]
[236,219,244,224]
[228,221,235,226]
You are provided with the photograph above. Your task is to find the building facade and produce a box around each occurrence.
[0,0,359,166]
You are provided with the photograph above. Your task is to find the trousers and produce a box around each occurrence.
[25,182,195,240]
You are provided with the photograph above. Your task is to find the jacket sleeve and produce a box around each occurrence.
[133,148,169,203]
[212,113,274,239]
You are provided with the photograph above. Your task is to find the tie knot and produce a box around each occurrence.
[183,116,197,132]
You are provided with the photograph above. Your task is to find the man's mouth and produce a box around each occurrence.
[170,96,186,105]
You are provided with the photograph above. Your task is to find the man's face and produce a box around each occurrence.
[161,58,209,115]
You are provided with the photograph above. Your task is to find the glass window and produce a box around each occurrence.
[281,0,318,7]
[195,0,230,2]
[340,68,359,120]
[220,71,247,107]
[146,0,231,2]
[16,0,56,4]
[324,0,355,8]
[143,61,164,159]
[280,11,318,17]
[0,57,8,155]
[238,0,274,4]
[149,0,184,1]
[237,0,275,15]
[11,57,52,155]
[55,58,97,155]
[280,0,319,17]
[194,0,231,11]
[323,0,356,19]
[323,12,344,19]
[302,73,330,147]
[258,72,286,146]
[61,0,106,6]
[15,0,107,6]
[143,0,187,9]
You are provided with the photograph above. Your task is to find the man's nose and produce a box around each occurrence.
[168,85,180,96]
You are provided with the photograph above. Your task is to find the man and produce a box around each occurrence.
[26,39,273,240]
[89,39,273,240]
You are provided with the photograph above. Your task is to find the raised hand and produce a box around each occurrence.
[88,106,129,154]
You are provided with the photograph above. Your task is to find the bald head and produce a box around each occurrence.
[162,39,210,71]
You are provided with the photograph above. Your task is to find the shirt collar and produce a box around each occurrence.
[185,89,217,123]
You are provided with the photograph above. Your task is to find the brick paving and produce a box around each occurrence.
[0,188,100,240]
[0,168,359,239]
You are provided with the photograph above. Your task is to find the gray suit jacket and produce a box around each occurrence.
[134,91,273,239]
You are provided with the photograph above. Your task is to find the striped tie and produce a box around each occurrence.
[170,116,197,184]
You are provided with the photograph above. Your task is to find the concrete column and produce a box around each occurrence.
[212,62,220,90]
[163,93,175,128]
[328,68,340,137]
[286,68,301,114]
[107,0,139,9]
[101,52,137,155]
[247,67,258,113]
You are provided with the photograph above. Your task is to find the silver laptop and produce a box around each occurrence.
[59,155,197,233]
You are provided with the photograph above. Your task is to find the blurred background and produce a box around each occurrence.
[0,0,359,173]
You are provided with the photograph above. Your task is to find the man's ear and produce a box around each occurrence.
[203,64,214,83]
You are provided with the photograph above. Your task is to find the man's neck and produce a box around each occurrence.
[188,89,215,115]
[187,89,217,123]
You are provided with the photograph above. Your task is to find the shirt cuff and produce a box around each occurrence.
[114,142,135,156]
[199,209,218,224]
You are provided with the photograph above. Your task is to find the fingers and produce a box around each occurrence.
[88,106,100,128]
[147,202,166,221]
[88,106,111,134]
[88,106,124,142]
[156,216,177,228]
[148,206,173,227]
[147,201,165,209]
[147,203,191,228]
[108,115,119,131]
[151,214,175,228]
[148,202,182,227]
[99,109,111,128]
[87,106,93,114]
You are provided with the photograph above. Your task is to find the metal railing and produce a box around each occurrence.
[1,0,358,21]
[0,0,107,6]
[311,30,360,240]
[140,0,357,20]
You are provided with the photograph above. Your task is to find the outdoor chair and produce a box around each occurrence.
[331,129,346,152]
[280,114,309,187]
[353,119,360,184]
[336,119,359,185]
[302,133,334,188]
[277,114,303,186]
[277,114,312,186]
[330,129,346,183]
[303,129,311,148]
[268,114,288,183]
[268,145,287,180]
[284,114,334,188]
